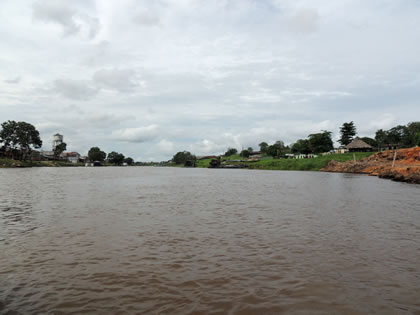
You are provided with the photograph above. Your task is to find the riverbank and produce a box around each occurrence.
[321,147,420,184]
[196,152,374,171]
[0,158,84,168]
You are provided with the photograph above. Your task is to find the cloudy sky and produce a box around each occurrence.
[1,0,419,161]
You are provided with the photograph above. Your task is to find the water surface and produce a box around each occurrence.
[1,167,419,314]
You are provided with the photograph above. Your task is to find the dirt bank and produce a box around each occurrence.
[321,147,420,184]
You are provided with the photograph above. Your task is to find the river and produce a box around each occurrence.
[1,167,419,314]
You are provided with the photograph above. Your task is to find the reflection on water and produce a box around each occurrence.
[1,167,420,314]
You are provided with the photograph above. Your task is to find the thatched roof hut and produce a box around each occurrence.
[345,137,373,152]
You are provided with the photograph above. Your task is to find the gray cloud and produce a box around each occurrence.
[93,68,139,92]
[4,76,21,84]
[52,79,98,100]
[133,12,160,26]
[287,9,320,33]
[32,0,100,38]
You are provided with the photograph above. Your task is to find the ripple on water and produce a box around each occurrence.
[1,167,420,314]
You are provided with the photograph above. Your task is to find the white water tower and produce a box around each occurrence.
[52,133,63,150]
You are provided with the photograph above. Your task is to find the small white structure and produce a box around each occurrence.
[52,133,63,151]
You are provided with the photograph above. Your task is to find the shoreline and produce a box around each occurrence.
[321,147,420,184]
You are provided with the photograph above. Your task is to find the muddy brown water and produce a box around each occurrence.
[1,167,419,314]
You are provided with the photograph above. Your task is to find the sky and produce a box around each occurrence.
[1,0,420,161]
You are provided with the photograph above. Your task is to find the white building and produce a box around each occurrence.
[52,133,63,151]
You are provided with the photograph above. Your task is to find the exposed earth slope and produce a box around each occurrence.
[321,147,420,184]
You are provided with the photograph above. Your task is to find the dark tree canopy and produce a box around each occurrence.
[374,122,420,148]
[339,121,357,146]
[266,140,286,158]
[124,157,134,165]
[53,142,67,160]
[415,132,420,147]
[291,139,311,154]
[375,129,387,146]
[308,131,333,153]
[259,142,268,153]
[0,120,42,160]
[240,149,250,158]
[172,151,195,165]
[88,147,106,162]
[107,151,125,165]
[224,148,238,156]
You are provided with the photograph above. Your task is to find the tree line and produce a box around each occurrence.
[171,121,420,163]
[0,120,135,165]
[87,147,134,165]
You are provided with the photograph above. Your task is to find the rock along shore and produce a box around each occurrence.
[321,147,420,184]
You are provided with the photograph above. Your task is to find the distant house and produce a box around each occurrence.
[41,151,55,160]
[61,152,81,163]
[336,147,349,154]
[345,137,373,152]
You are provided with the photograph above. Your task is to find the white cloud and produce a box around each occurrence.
[1,0,420,160]
[111,125,159,143]
[368,113,397,131]
[156,139,175,155]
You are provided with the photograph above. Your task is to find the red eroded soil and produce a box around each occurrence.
[321,147,420,184]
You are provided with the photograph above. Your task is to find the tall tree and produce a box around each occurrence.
[124,157,134,165]
[291,139,311,154]
[405,122,420,147]
[415,132,420,147]
[88,147,106,162]
[375,129,387,150]
[53,142,67,160]
[172,151,195,165]
[107,151,125,165]
[386,125,407,145]
[259,142,268,153]
[224,148,238,156]
[240,149,250,158]
[0,120,42,160]
[266,140,286,158]
[308,131,333,153]
[0,120,18,152]
[339,121,357,146]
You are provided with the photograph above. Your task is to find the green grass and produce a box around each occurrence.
[195,152,375,171]
[249,152,374,171]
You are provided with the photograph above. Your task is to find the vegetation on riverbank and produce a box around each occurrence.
[0,158,85,168]
[195,152,374,171]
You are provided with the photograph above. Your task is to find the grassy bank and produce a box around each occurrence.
[196,152,375,171]
[0,158,84,168]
